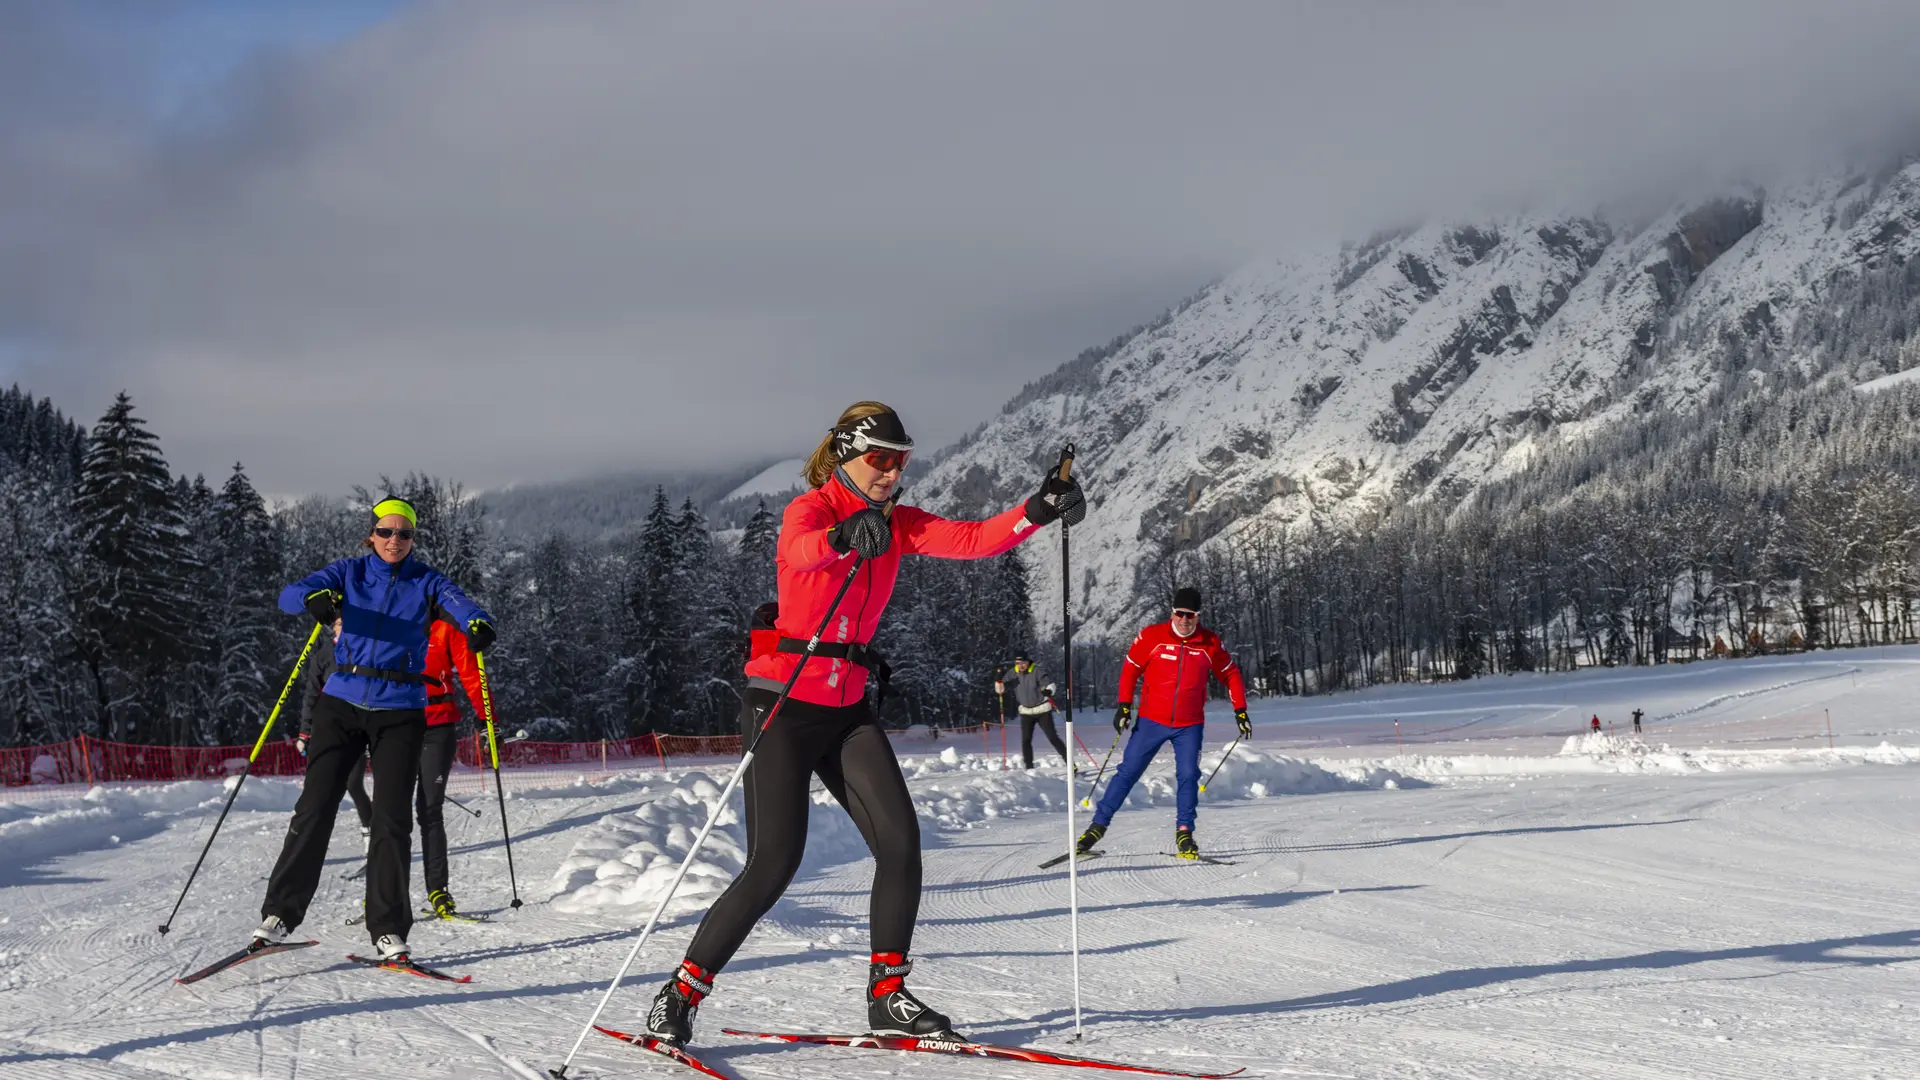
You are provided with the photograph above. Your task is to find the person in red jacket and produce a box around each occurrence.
[643,400,1082,1050]
[418,616,487,919]
[1078,587,1248,860]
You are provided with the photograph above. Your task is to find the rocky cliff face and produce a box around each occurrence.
[914,163,1920,639]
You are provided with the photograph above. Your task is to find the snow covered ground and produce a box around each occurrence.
[1,649,1916,1079]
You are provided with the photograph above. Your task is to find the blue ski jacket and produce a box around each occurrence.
[278,553,491,711]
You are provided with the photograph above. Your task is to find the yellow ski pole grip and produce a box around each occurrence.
[476,650,500,770]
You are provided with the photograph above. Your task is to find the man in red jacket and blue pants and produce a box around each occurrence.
[1078,587,1249,860]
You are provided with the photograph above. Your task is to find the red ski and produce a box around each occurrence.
[595,1026,736,1079]
[174,940,319,984]
[721,1029,1246,1078]
[345,954,472,983]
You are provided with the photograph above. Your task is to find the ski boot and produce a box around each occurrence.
[867,952,960,1038]
[251,914,290,947]
[1075,823,1106,855]
[645,959,711,1048]
[375,934,410,962]
[1174,826,1199,860]
[427,888,458,918]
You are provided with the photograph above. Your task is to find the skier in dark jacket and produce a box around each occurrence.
[642,401,1082,1050]
[1007,652,1069,769]
[250,498,494,967]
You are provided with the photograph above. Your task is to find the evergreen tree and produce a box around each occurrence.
[69,393,189,739]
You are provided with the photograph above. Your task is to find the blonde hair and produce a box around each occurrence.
[804,400,894,488]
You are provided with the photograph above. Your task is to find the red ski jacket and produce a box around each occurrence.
[1115,622,1248,728]
[423,618,486,728]
[744,476,1040,708]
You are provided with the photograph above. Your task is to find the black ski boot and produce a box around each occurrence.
[1075,823,1106,855]
[867,952,959,1038]
[1174,826,1199,859]
[645,959,711,1048]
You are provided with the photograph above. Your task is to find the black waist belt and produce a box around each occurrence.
[777,637,883,669]
[339,663,442,688]
[427,692,451,705]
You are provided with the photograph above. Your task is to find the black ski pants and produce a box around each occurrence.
[685,688,920,974]
[346,752,372,829]
[263,694,424,940]
[1020,710,1068,769]
[416,723,459,895]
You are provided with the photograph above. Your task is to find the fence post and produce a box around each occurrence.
[601,739,608,769]
[653,732,667,770]
[80,733,93,788]
[1826,708,1834,751]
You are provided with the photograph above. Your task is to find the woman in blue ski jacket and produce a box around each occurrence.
[249,497,495,966]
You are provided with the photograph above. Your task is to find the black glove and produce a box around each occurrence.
[828,508,893,558]
[465,618,496,653]
[1235,708,1252,738]
[1024,470,1086,527]
[1114,701,1133,733]
[304,589,340,627]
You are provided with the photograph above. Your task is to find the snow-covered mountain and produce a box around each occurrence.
[915,162,1920,639]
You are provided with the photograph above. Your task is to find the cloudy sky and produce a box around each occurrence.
[6,1,1920,496]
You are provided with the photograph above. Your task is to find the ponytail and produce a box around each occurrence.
[803,400,895,488]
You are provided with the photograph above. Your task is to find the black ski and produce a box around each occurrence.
[594,1026,736,1078]
[418,907,492,923]
[1163,853,1237,866]
[345,953,472,983]
[723,1029,1246,1078]
[1039,849,1105,869]
[174,939,319,984]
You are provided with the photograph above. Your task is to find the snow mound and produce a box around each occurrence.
[544,771,868,916]
[0,777,303,878]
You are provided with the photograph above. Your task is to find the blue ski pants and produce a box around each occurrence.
[1092,716,1204,830]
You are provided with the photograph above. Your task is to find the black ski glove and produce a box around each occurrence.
[1114,701,1133,733]
[465,618,496,654]
[829,508,893,558]
[304,589,340,627]
[1024,470,1086,527]
[1235,708,1251,738]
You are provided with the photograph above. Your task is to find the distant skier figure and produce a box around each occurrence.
[642,401,1083,1049]
[1591,715,1602,734]
[1632,708,1644,735]
[1078,588,1248,861]
[1008,652,1069,769]
[250,498,495,969]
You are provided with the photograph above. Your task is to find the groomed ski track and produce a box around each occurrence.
[1,649,1917,1079]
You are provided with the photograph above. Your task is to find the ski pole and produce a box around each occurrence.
[472,650,523,911]
[444,792,483,818]
[1198,733,1243,794]
[1079,726,1124,808]
[1054,444,1084,1041]
[160,622,323,936]
[551,549,871,1080]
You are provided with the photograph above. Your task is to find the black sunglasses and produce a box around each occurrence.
[372,527,417,541]
[1171,609,1198,619]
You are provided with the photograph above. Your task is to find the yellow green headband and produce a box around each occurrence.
[372,498,418,527]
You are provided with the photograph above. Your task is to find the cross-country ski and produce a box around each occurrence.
[173,939,319,984]
[723,1029,1248,1078]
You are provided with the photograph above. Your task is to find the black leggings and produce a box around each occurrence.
[416,723,459,894]
[684,688,920,974]
[1020,711,1067,768]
